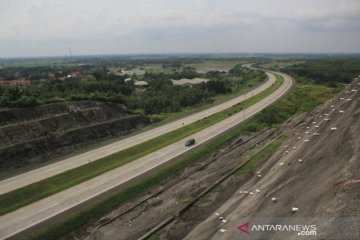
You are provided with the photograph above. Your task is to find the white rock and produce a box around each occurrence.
[279,162,284,166]
[239,191,243,194]
[215,212,220,216]
[315,125,319,128]
[313,133,320,136]
[272,197,277,202]
[340,98,345,100]
[222,219,227,223]
[331,127,337,131]
[249,192,254,195]
[244,191,248,194]
[306,126,310,129]
[256,189,261,193]
[298,159,303,163]
[305,131,310,134]
[303,139,309,142]
[297,137,302,139]
[292,207,299,213]
[293,146,297,149]
[257,174,262,178]
[339,110,344,113]
[220,229,227,233]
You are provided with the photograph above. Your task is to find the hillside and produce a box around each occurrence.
[185,78,360,239]
[0,101,148,174]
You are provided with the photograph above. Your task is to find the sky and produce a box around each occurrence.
[0,0,360,57]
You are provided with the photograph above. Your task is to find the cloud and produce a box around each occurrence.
[0,0,359,57]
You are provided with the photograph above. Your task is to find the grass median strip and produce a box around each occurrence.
[0,75,284,216]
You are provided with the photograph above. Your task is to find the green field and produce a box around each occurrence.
[185,60,248,72]
[0,74,284,216]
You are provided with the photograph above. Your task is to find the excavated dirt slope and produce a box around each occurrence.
[0,101,148,173]
[185,79,360,239]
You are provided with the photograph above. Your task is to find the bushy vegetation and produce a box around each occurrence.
[284,59,360,85]
[0,65,266,115]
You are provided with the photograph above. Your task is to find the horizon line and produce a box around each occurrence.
[1,51,360,60]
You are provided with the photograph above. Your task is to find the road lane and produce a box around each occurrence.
[0,71,293,239]
[0,73,276,195]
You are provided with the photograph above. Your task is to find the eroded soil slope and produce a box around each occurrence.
[0,101,148,173]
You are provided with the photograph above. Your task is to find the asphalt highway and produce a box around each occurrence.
[0,72,275,195]
[0,71,293,239]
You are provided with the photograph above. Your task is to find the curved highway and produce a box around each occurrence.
[0,70,293,239]
[0,72,276,195]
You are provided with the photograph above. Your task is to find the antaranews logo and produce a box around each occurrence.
[238,222,250,234]
[235,217,359,240]
[237,221,317,237]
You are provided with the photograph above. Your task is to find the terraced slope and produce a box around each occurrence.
[0,101,148,172]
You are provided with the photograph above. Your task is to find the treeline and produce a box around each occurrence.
[143,66,201,80]
[127,79,230,114]
[0,75,132,107]
[0,65,266,116]
[284,59,360,84]
[0,65,91,81]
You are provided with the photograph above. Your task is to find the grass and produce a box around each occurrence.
[178,197,194,204]
[185,60,248,72]
[238,78,340,132]
[26,77,338,240]
[235,137,285,176]
[0,74,284,216]
[147,75,266,122]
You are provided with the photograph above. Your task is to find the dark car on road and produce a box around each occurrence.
[185,138,196,146]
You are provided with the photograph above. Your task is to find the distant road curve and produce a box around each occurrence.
[0,70,276,195]
[0,70,293,239]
